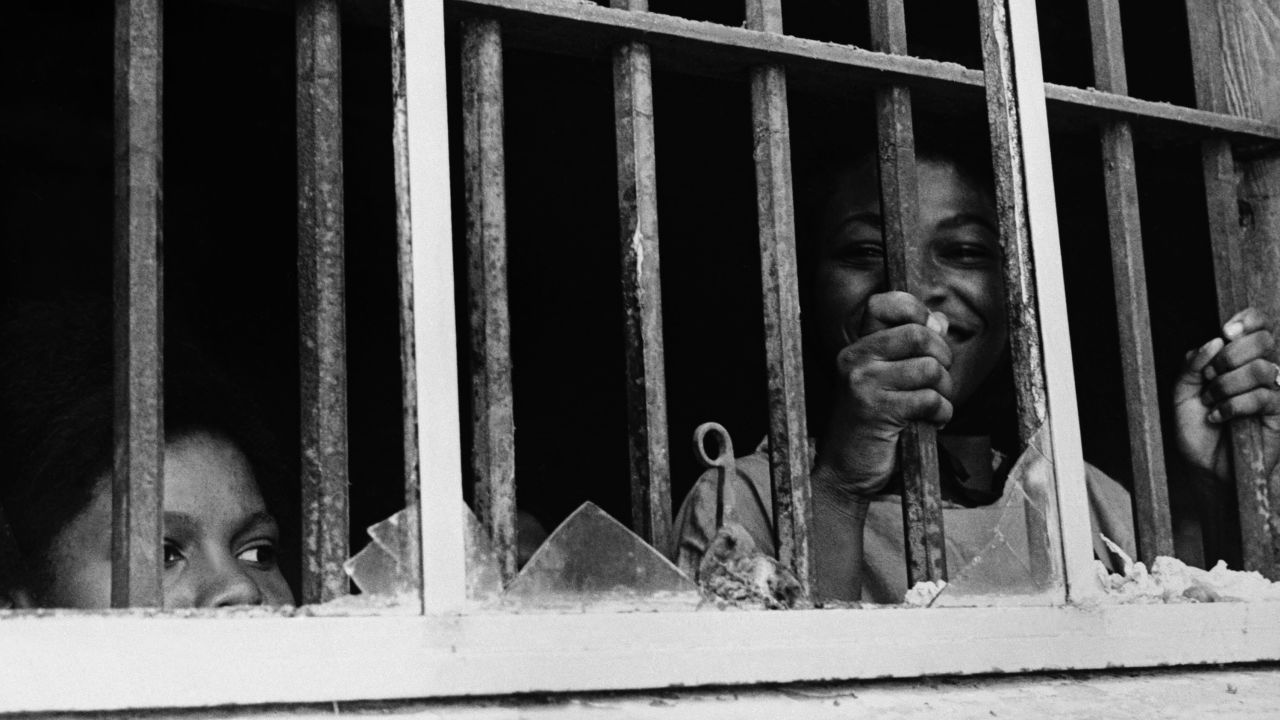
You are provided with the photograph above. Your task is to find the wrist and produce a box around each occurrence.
[811,463,874,521]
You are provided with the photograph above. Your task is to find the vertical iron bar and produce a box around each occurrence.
[977,0,1046,444]
[297,0,350,603]
[1185,0,1280,579]
[868,0,947,586]
[112,0,164,609]
[1086,0,1174,564]
[745,0,814,597]
[1201,138,1277,577]
[390,0,423,598]
[979,0,1062,590]
[462,18,519,582]
[611,0,673,551]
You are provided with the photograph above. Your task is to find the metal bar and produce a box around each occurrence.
[390,0,423,601]
[611,0,673,551]
[449,0,1280,143]
[462,17,518,582]
[297,0,350,603]
[1000,0,1100,601]
[745,0,814,598]
[1200,138,1278,577]
[111,0,165,609]
[867,0,947,585]
[1185,0,1280,580]
[977,0,1045,445]
[1086,0,1174,564]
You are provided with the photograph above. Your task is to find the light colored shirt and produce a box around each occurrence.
[670,438,1137,604]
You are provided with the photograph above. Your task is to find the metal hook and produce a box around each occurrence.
[693,422,736,530]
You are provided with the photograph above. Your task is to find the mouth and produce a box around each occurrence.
[947,324,977,343]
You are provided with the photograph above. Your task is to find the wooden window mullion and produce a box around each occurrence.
[461,17,519,582]
[297,0,351,603]
[978,0,1098,599]
[745,0,814,597]
[1086,0,1174,563]
[112,0,165,609]
[611,0,673,550]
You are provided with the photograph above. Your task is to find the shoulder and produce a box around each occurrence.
[669,446,776,577]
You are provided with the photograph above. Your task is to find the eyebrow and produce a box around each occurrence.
[161,510,279,539]
[833,211,997,238]
[937,212,998,235]
[234,511,280,539]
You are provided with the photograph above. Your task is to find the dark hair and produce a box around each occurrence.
[0,301,297,597]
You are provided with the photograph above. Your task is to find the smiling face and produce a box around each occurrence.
[32,431,294,609]
[814,155,1007,408]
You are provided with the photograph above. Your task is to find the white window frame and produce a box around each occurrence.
[1,0,1278,713]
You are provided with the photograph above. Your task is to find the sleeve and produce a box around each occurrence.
[1084,463,1138,572]
[668,451,777,580]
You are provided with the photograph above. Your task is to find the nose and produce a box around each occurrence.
[197,559,266,608]
[918,257,948,309]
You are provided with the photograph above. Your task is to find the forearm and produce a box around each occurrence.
[810,464,871,602]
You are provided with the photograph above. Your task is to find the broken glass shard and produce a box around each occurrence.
[503,501,699,603]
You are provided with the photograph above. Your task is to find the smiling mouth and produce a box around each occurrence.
[947,325,976,343]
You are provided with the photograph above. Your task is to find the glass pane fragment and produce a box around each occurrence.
[930,427,1064,607]
[344,505,420,598]
[503,502,700,604]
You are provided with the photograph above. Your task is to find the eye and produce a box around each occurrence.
[939,239,997,267]
[162,541,184,569]
[832,239,886,268]
[237,544,278,568]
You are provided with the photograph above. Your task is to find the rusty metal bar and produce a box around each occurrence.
[1085,0,1174,564]
[297,0,350,603]
[452,0,1280,144]
[112,0,165,609]
[977,0,1046,444]
[1200,138,1278,577]
[745,0,814,597]
[1185,0,1280,579]
[867,0,947,586]
[977,0,1061,589]
[611,0,673,551]
[389,0,423,597]
[462,17,519,582]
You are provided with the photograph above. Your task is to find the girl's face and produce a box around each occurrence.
[32,432,294,608]
[815,157,1007,407]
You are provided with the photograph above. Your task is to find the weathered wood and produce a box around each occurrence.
[448,0,1280,144]
[745,0,814,598]
[461,17,518,582]
[1087,0,1174,564]
[1186,0,1280,580]
[868,0,947,586]
[112,0,165,609]
[297,0,350,603]
[389,0,423,599]
[6,604,1280,713]
[402,0,469,610]
[610,0,672,551]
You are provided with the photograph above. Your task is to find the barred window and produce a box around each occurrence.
[2,0,1279,714]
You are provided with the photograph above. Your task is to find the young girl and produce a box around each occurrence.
[0,303,296,609]
[673,138,1280,602]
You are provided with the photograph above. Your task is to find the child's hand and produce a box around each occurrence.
[814,291,953,500]
[1173,307,1280,484]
